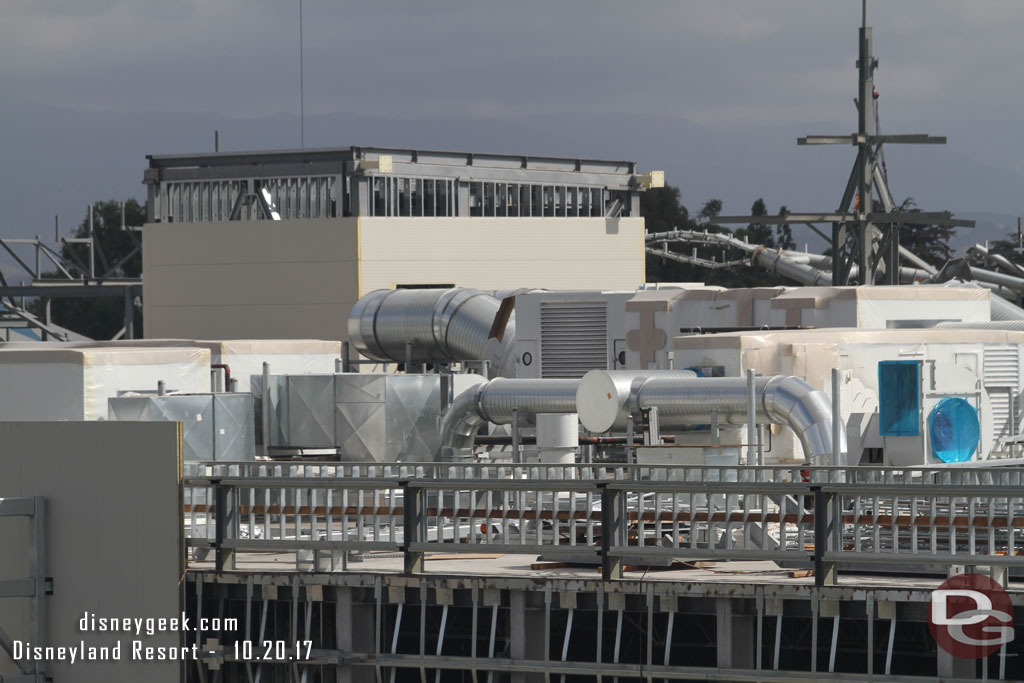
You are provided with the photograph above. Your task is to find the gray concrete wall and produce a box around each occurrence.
[0,421,182,682]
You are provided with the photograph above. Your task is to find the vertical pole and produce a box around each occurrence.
[215,130,220,153]
[121,201,126,231]
[746,369,757,467]
[600,484,622,581]
[32,498,47,678]
[54,215,59,241]
[262,362,271,456]
[857,13,876,285]
[123,287,134,340]
[157,380,166,396]
[512,408,521,464]
[813,487,836,586]
[298,0,304,149]
[342,341,352,373]
[88,204,95,279]
[214,480,234,571]
[402,482,423,574]
[831,368,842,470]
[34,235,40,278]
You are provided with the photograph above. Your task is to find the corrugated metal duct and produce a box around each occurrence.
[347,288,516,376]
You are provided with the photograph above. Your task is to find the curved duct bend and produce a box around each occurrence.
[438,378,580,459]
[578,371,844,465]
[348,288,517,376]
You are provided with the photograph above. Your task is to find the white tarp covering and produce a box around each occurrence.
[0,346,210,420]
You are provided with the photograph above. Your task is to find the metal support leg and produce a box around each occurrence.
[214,480,235,571]
[401,482,424,574]
[600,485,622,581]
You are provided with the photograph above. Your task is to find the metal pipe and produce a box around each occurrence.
[574,370,697,433]
[261,362,271,456]
[969,243,1024,279]
[746,369,757,467]
[348,288,516,376]
[578,371,845,466]
[211,364,231,393]
[832,368,842,468]
[437,378,579,459]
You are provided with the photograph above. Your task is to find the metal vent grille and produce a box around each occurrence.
[540,301,608,378]
[984,346,1020,446]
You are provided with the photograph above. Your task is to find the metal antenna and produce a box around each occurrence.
[299,0,305,149]
[862,0,867,29]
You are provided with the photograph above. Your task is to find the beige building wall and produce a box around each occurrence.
[358,217,645,291]
[0,421,182,682]
[144,219,360,339]
[143,217,644,340]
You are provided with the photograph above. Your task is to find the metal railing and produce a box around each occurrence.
[183,462,1024,582]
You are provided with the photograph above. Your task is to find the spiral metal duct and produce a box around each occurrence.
[573,370,697,432]
[347,288,516,376]
[438,378,580,458]
[577,371,844,465]
[935,320,1024,330]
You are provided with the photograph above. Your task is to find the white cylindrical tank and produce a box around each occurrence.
[536,413,578,465]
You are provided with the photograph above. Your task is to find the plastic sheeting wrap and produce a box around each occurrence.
[0,346,210,420]
[39,338,343,393]
[877,360,921,437]
[928,397,980,463]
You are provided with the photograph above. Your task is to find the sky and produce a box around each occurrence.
[2,1,1024,260]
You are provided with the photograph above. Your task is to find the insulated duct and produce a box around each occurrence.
[573,369,697,432]
[347,288,516,376]
[577,371,844,465]
[935,320,1024,331]
[438,378,580,459]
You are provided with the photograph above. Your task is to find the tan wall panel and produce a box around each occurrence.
[359,217,645,292]
[148,303,356,340]
[144,219,358,340]
[0,421,181,682]
[143,216,644,340]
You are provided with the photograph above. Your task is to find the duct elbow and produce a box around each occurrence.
[438,385,488,459]
[764,376,846,465]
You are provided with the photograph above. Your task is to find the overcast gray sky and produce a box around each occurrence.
[2,1,1024,249]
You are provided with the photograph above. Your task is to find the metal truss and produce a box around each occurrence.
[0,206,143,341]
[708,2,973,286]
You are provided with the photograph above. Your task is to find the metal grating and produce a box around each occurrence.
[984,346,1020,447]
[539,301,608,378]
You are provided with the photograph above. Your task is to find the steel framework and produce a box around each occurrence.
[706,2,973,286]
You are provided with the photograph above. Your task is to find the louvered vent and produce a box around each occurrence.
[984,346,1020,447]
[540,301,608,378]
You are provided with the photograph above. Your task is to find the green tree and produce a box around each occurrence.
[776,206,796,251]
[40,199,145,339]
[733,198,775,248]
[895,197,956,267]
[640,185,690,235]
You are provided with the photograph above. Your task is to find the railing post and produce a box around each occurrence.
[401,481,424,574]
[812,486,836,587]
[600,483,622,581]
[213,479,235,571]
